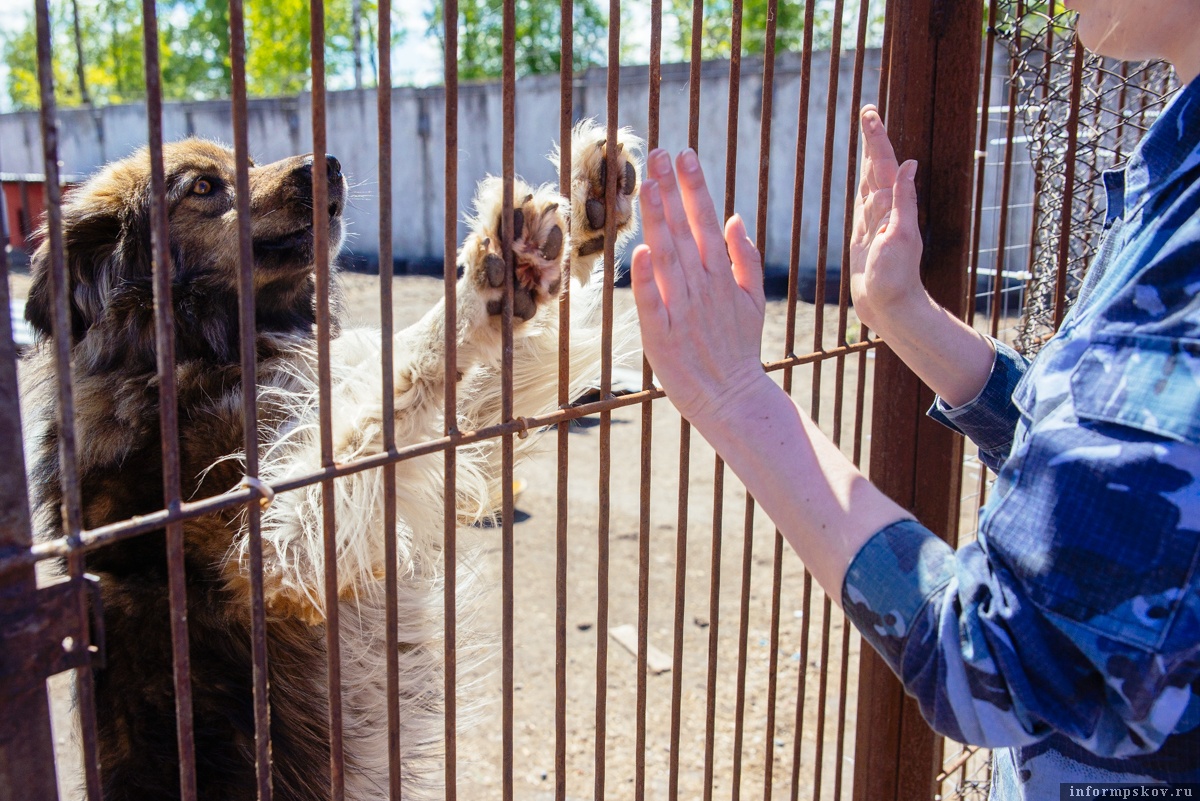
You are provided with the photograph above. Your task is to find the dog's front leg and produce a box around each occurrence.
[388,177,570,424]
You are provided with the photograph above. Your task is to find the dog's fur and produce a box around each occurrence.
[21,121,641,800]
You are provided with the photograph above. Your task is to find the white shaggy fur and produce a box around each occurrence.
[222,120,642,798]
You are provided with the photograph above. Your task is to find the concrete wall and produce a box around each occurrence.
[0,48,1029,283]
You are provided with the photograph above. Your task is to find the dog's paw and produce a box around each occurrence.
[565,120,643,271]
[465,185,566,322]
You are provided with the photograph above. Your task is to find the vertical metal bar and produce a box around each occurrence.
[0,169,59,801]
[227,0,272,796]
[1052,38,1086,332]
[375,1,403,797]
[812,0,846,375]
[675,8,700,795]
[501,2,517,798]
[555,3,573,799]
[789,571,814,801]
[442,1,460,798]
[967,0,999,328]
[308,3,344,796]
[810,5,847,799]
[785,3,817,798]
[701,462,724,801]
[990,0,1024,341]
[687,0,705,149]
[32,2,102,797]
[754,4,781,798]
[140,1,199,796]
[634,3,661,799]
[730,496,755,801]
[594,3,621,797]
[704,1,743,797]
[832,7,871,798]
[669,4,705,794]
[876,0,895,120]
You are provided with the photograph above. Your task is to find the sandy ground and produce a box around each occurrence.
[12,268,876,800]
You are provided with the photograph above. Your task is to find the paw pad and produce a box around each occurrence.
[473,193,567,322]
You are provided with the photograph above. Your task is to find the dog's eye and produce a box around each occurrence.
[191,179,214,196]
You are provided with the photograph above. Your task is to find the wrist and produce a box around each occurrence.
[857,285,936,340]
[688,371,786,440]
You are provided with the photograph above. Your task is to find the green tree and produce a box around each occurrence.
[667,0,888,61]
[1,0,378,110]
[427,0,609,81]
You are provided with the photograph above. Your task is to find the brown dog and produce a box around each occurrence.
[22,124,640,800]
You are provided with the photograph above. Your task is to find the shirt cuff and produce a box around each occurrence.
[841,519,955,673]
[927,339,1028,457]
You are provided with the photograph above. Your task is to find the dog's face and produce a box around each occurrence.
[25,138,346,353]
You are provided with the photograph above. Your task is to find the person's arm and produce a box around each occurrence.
[630,146,911,599]
[629,145,1200,757]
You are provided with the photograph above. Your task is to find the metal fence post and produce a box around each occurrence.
[854,2,983,800]
[0,252,59,801]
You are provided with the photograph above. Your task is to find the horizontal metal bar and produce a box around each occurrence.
[7,337,883,573]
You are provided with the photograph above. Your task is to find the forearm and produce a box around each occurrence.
[691,374,913,601]
[868,290,995,409]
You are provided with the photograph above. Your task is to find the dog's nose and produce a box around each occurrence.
[326,155,342,180]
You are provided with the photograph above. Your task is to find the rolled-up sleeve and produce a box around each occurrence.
[928,339,1029,471]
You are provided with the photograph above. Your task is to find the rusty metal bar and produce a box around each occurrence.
[831,7,872,798]
[811,0,847,394]
[594,2,622,796]
[731,496,755,801]
[500,1,517,797]
[0,164,59,801]
[374,0,403,797]
[227,0,272,796]
[554,2,573,799]
[789,570,814,801]
[555,3,573,799]
[634,2,661,798]
[701,459,724,801]
[11,339,881,573]
[139,0,199,795]
[31,1,103,796]
[967,0,1000,328]
[704,0,744,796]
[991,0,1024,341]
[1052,38,1086,331]
[753,3,781,798]
[810,5,847,799]
[668,0,705,789]
[443,0,460,796]
[307,3,345,797]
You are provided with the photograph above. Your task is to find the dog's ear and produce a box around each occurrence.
[25,203,145,342]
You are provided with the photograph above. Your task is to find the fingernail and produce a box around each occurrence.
[679,148,699,173]
[903,160,918,180]
[650,149,671,177]
[642,179,661,205]
[862,112,877,133]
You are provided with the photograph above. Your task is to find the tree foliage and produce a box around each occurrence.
[2,0,375,110]
[667,0,888,60]
[427,0,609,81]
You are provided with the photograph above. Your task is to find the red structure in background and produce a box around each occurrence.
[2,176,78,250]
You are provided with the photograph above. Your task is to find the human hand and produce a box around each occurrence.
[630,148,773,427]
[849,105,926,336]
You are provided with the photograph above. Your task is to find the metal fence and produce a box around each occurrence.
[2,2,1007,801]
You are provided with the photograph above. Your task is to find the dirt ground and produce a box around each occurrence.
[12,268,874,800]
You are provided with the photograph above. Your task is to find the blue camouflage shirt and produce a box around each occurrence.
[842,73,1200,797]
